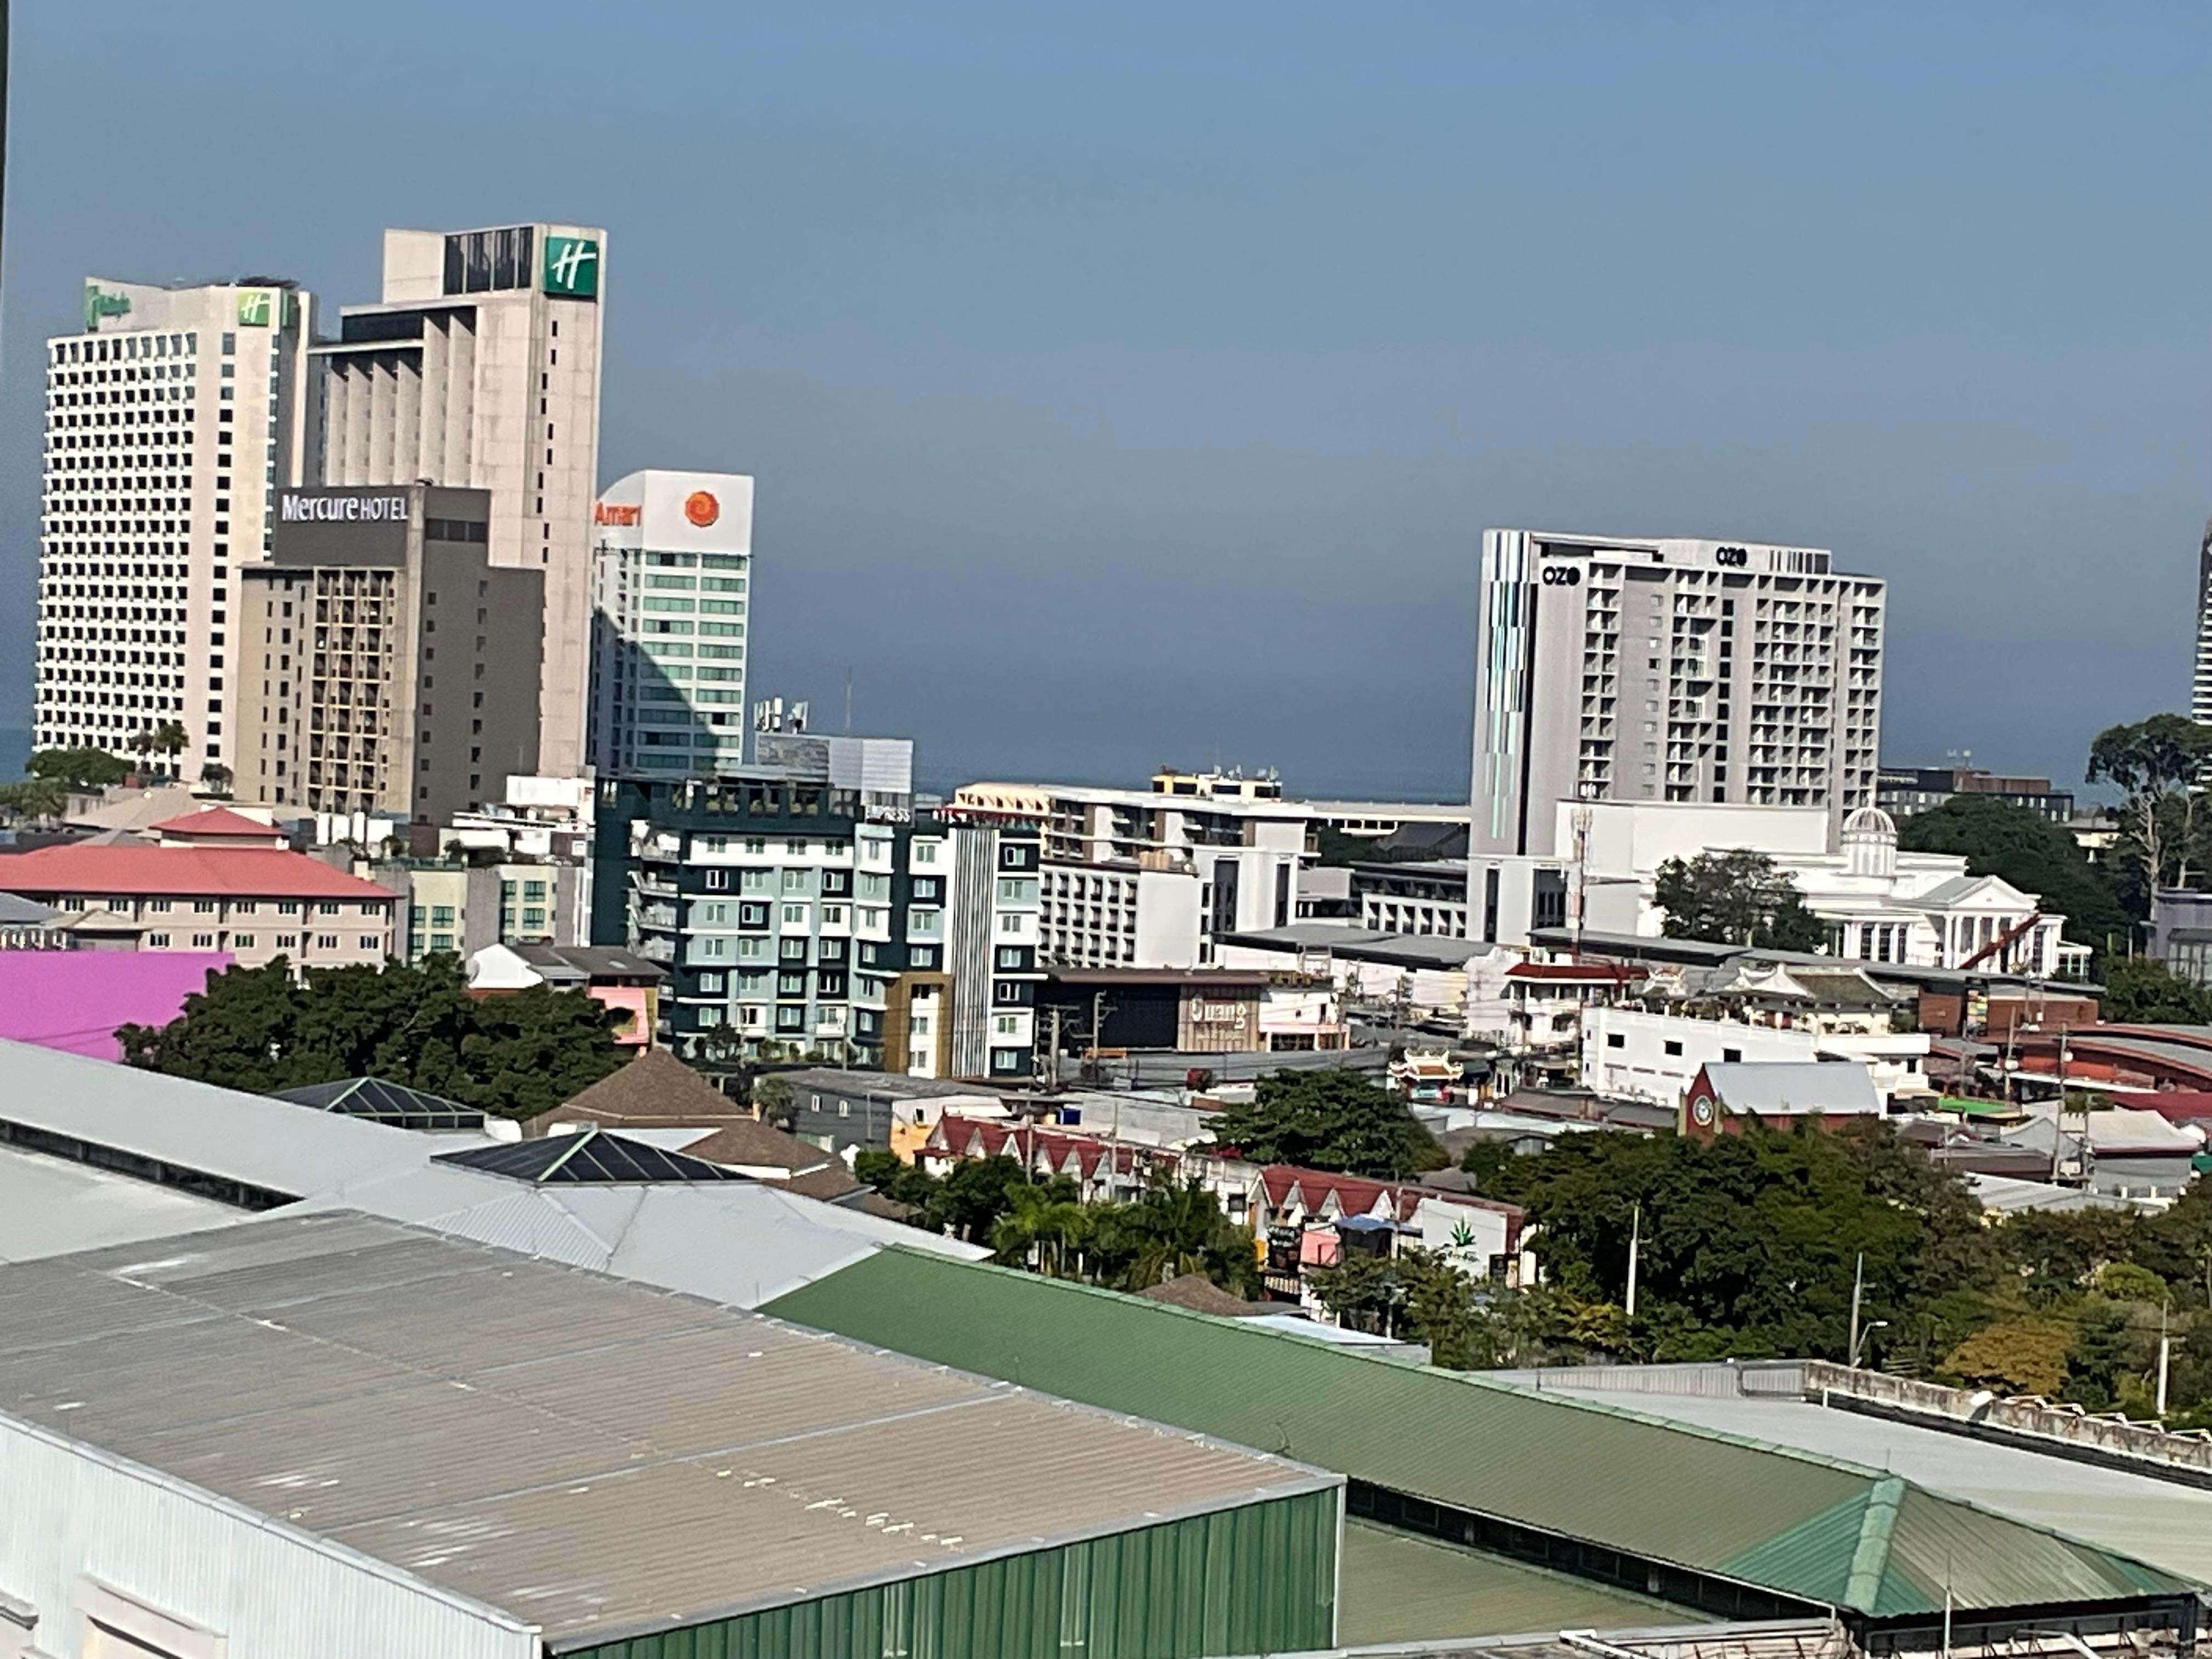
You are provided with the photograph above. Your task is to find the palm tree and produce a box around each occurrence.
[198,763,234,798]
[153,720,187,780]
[991,1182,1093,1279]
[1096,1175,1261,1295]
[128,727,156,776]
[0,777,68,826]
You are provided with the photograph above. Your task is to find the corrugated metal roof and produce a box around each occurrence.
[763,1250,2197,1616]
[0,1214,1338,1651]
[0,1039,985,1302]
[1339,1523,1712,1645]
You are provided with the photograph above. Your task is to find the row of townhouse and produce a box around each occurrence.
[915,1113,1527,1300]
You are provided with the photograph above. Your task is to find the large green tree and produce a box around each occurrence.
[2097,955,2212,1025]
[1652,850,1829,951]
[1898,794,2128,949]
[1204,1068,1445,1178]
[1460,1121,1994,1362]
[25,746,131,791]
[2086,712,2212,900]
[115,956,629,1119]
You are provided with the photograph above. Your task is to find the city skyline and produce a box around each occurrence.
[3,4,2210,799]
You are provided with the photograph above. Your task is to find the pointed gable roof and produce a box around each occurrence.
[432,1125,748,1184]
[538,1047,748,1130]
[150,806,286,844]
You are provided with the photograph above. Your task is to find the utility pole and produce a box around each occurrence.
[2049,1024,2072,1184]
[1847,1251,1865,1369]
[2158,1301,2172,1420]
[1624,1202,1641,1320]
[1568,804,1592,962]
[1043,1007,1064,1091]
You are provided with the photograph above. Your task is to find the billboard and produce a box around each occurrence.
[592,471,754,556]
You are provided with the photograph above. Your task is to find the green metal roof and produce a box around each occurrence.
[765,1250,2197,1619]
[1340,1522,1710,1645]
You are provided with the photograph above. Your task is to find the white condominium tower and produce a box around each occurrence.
[587,470,755,775]
[1471,530,1886,857]
[2194,517,2212,727]
[35,277,316,778]
[315,223,606,777]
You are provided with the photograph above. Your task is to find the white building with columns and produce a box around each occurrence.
[1471,799,2081,978]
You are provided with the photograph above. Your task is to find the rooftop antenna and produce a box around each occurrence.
[843,668,853,735]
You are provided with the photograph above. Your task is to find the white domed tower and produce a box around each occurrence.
[1841,805,1898,879]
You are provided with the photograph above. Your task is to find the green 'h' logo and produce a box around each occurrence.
[543,235,600,298]
[236,290,273,327]
[84,284,132,330]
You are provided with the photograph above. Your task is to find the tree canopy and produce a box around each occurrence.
[2098,955,2212,1025]
[2086,712,2212,900]
[1465,1121,1993,1362]
[851,1154,1261,1297]
[116,956,630,1120]
[1203,1068,1445,1178]
[1459,1128,2212,1420]
[1897,794,2128,949]
[1651,849,1828,951]
[26,746,131,790]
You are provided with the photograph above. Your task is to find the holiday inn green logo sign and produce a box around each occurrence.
[83,283,132,330]
[235,289,274,327]
[542,235,599,298]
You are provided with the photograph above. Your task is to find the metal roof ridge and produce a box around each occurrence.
[866,1248,2207,1551]
[1882,1465,2202,1592]
[1842,1475,1905,1611]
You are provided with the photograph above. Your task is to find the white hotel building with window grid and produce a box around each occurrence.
[1471,530,1886,859]
[35,276,317,778]
[587,470,755,776]
[315,223,606,778]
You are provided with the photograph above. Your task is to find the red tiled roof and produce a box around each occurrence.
[1255,1163,1523,1225]
[151,807,285,840]
[923,1114,1150,1177]
[0,843,393,901]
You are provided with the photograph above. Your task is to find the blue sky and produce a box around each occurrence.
[3,2,2207,795]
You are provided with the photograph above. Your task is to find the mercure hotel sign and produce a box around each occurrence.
[281,492,409,523]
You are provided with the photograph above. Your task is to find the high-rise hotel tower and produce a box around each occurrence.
[1471,530,1886,857]
[34,278,317,778]
[315,224,606,777]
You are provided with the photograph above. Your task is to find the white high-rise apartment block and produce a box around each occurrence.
[1471,530,1885,857]
[586,470,755,775]
[2193,517,2212,727]
[315,223,605,777]
[35,277,316,778]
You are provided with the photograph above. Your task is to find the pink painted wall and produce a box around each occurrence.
[589,984,657,1047]
[0,951,233,1060]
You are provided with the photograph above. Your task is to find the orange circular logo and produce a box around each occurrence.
[684,490,720,528]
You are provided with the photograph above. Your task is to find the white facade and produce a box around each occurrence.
[1472,530,1886,857]
[1581,1005,1928,1107]
[36,278,317,781]
[955,780,1311,964]
[0,1414,534,1659]
[2197,516,2212,729]
[1039,861,1203,968]
[1465,800,2074,977]
[588,470,756,776]
[317,224,606,777]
